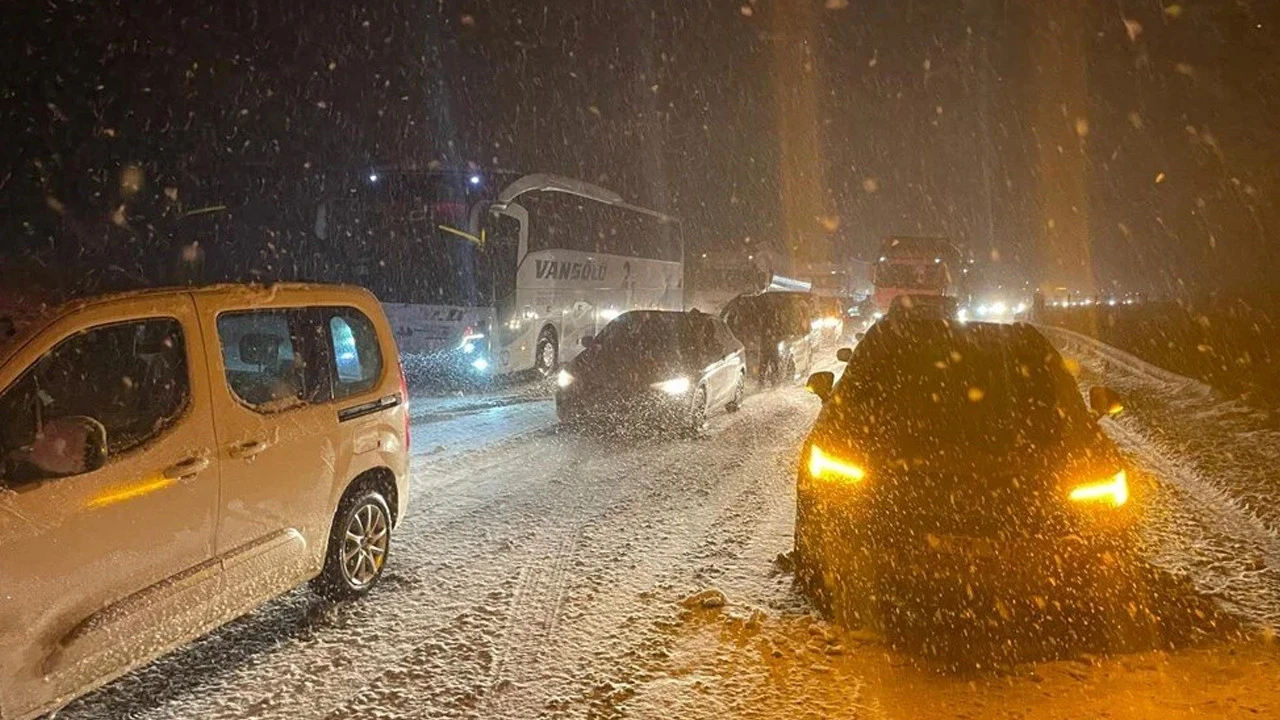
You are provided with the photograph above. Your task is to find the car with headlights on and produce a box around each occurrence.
[794,315,1135,630]
[810,295,848,346]
[556,310,746,434]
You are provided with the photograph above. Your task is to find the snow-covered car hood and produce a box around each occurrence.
[568,345,697,388]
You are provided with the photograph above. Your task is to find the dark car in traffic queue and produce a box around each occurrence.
[556,310,747,434]
[720,291,819,386]
[794,315,1136,635]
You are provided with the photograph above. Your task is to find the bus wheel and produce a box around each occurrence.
[535,328,559,377]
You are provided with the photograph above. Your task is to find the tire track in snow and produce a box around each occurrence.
[316,397,808,719]
[480,531,578,714]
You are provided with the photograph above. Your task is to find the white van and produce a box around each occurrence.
[0,283,410,720]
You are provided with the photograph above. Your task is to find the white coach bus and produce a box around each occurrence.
[323,171,684,378]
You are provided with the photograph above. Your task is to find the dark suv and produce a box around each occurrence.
[795,315,1134,628]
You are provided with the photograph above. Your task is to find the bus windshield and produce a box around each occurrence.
[322,172,502,307]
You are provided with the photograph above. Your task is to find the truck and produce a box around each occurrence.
[871,236,965,314]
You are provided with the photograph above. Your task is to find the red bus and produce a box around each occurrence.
[872,236,964,314]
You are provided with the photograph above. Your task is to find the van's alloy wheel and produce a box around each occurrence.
[315,490,392,601]
[342,502,389,588]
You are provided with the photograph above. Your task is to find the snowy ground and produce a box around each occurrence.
[60,335,1280,719]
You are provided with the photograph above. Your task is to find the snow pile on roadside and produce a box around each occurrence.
[1044,327,1280,628]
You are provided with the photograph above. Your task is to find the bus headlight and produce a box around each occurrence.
[557,369,574,388]
[652,377,691,395]
[471,357,490,372]
[459,330,485,353]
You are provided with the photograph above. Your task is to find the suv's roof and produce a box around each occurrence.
[866,316,1045,347]
[41,282,375,318]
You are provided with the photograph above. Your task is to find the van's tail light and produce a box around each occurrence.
[398,361,411,453]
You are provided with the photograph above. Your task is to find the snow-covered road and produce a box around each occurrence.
[61,336,1280,719]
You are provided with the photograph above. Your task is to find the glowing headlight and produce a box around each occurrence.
[557,369,574,388]
[808,445,866,483]
[459,332,485,351]
[652,377,691,395]
[471,357,490,372]
[1069,470,1129,507]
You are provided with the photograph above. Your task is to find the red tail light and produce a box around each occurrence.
[398,360,411,453]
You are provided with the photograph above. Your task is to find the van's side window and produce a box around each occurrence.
[217,311,332,412]
[326,309,383,399]
[0,319,188,484]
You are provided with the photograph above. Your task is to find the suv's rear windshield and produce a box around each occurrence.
[836,320,1092,455]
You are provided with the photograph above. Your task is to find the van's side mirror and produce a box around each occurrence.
[854,332,865,342]
[806,371,835,401]
[1089,386,1124,419]
[836,347,853,363]
[580,335,596,349]
[28,416,108,478]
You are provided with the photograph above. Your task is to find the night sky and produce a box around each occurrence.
[2,0,1277,296]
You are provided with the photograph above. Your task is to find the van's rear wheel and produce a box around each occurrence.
[314,490,392,601]
[535,328,559,377]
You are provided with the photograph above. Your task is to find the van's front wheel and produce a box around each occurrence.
[314,490,393,601]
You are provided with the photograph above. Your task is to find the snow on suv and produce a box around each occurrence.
[0,283,410,720]
[795,315,1135,633]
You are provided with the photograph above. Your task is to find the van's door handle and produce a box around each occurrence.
[229,440,270,460]
[164,456,210,480]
